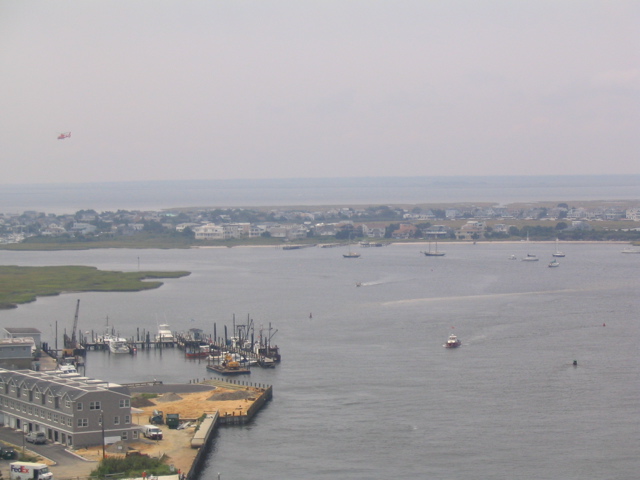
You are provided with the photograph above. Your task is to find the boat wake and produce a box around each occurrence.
[381,286,611,306]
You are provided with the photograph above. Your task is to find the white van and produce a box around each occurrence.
[142,425,163,440]
[10,462,53,480]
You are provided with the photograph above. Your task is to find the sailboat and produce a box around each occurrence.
[422,238,445,257]
[552,238,565,257]
[343,235,361,258]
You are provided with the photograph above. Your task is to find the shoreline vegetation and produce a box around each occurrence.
[0,266,190,310]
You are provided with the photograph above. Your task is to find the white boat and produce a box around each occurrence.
[156,323,175,343]
[55,364,78,375]
[522,254,539,262]
[548,259,560,268]
[444,333,461,348]
[508,254,517,260]
[621,247,640,254]
[552,238,565,257]
[343,235,361,258]
[104,334,130,354]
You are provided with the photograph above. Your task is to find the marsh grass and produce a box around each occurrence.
[0,266,190,309]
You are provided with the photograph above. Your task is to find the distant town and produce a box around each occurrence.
[1,201,640,246]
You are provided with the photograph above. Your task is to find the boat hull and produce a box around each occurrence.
[206,364,251,375]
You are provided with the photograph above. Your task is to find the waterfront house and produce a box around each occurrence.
[0,339,35,370]
[0,368,136,448]
[2,328,42,349]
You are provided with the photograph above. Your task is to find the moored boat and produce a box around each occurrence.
[548,259,560,267]
[156,323,175,343]
[104,334,131,354]
[522,254,539,261]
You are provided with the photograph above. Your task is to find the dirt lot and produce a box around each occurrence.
[70,384,264,475]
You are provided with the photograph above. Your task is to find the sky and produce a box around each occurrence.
[1,1,638,185]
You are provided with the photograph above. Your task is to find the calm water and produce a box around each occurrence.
[2,175,640,213]
[1,243,638,479]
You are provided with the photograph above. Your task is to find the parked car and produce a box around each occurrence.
[24,432,47,445]
[0,443,17,460]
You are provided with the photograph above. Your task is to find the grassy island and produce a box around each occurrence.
[0,265,190,309]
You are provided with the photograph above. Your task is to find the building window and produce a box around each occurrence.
[53,414,59,423]
[77,418,88,427]
[35,392,40,400]
[77,402,83,411]
[124,415,130,424]
[65,400,71,408]
[119,399,130,408]
[132,431,138,439]
[89,401,101,410]
[114,416,120,425]
[27,406,33,415]
[121,431,128,440]
[47,412,51,421]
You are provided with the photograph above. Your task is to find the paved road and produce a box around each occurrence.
[0,427,96,479]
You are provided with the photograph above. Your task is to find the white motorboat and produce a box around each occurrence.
[522,254,539,262]
[444,333,461,348]
[548,259,560,268]
[104,334,130,354]
[156,323,175,343]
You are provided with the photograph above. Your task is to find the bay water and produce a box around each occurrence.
[0,242,638,479]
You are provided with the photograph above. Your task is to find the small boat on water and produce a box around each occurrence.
[422,239,445,257]
[104,334,131,354]
[55,364,78,375]
[552,238,565,257]
[621,247,640,254]
[548,259,560,268]
[185,344,211,358]
[522,254,539,262]
[343,235,361,258]
[156,323,175,343]
[257,356,277,368]
[206,353,251,375]
[508,254,517,260]
[444,333,461,348]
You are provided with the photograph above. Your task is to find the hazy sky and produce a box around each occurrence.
[1,1,638,185]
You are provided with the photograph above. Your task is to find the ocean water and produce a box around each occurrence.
[1,175,640,213]
[0,242,638,479]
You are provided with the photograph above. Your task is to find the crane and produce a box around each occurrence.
[63,299,80,356]
[71,299,79,347]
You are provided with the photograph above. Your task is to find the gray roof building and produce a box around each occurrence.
[0,368,135,448]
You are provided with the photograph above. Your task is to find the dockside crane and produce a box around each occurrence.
[62,299,84,358]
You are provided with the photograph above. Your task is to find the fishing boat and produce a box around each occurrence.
[257,356,277,368]
[548,259,560,268]
[444,333,461,348]
[185,343,211,358]
[552,238,565,257]
[422,239,445,257]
